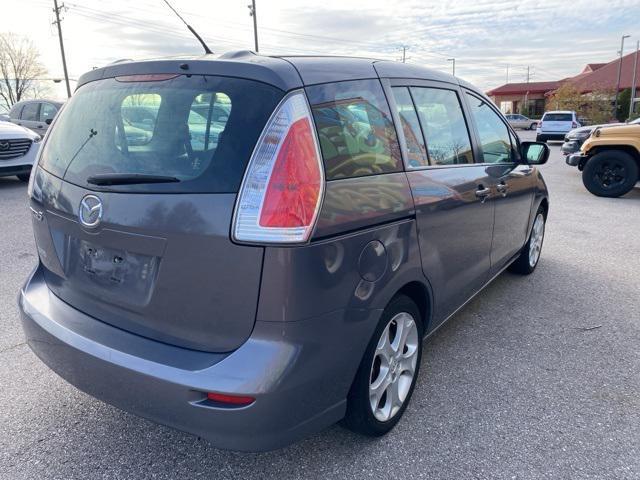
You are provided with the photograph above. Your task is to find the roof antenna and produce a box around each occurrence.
[160,0,213,54]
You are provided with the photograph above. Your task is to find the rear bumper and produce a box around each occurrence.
[537,132,568,141]
[19,265,378,451]
[0,142,39,176]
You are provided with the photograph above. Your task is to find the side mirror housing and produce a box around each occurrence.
[45,118,53,125]
[521,141,549,165]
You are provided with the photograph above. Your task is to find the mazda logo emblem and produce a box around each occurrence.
[0,141,9,151]
[78,194,103,228]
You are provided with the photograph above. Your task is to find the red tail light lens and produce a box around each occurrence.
[260,118,322,228]
[207,392,255,406]
[233,91,324,244]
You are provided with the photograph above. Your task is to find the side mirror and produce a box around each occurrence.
[45,118,53,125]
[521,141,549,165]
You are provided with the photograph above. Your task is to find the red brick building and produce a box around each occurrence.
[487,51,639,117]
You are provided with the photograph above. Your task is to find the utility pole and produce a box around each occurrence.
[630,41,639,120]
[248,0,258,52]
[614,34,630,119]
[447,58,455,76]
[526,65,530,83]
[399,46,408,63]
[52,0,71,98]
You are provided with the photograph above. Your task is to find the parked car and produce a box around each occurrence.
[561,118,640,155]
[566,122,640,197]
[536,110,580,142]
[0,105,9,122]
[9,99,63,136]
[0,120,41,181]
[20,52,550,452]
[505,113,537,130]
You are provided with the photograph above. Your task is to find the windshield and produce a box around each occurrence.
[39,75,283,193]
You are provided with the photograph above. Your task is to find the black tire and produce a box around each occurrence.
[530,123,537,130]
[342,295,424,437]
[508,207,546,275]
[17,173,30,182]
[582,150,639,198]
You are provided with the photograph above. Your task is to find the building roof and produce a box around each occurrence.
[486,81,561,96]
[567,51,640,93]
[488,51,640,98]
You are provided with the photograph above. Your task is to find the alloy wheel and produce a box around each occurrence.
[369,312,419,422]
[529,213,545,268]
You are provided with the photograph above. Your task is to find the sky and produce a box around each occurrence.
[3,0,640,100]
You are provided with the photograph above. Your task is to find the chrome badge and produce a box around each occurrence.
[78,194,103,228]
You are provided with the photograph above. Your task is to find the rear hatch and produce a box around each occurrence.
[541,112,574,133]
[29,73,284,352]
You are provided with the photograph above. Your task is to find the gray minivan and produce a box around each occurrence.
[19,52,550,452]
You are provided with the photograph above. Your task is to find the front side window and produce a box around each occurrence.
[391,87,428,168]
[410,87,473,166]
[307,79,402,180]
[38,75,282,193]
[466,93,513,164]
[21,103,39,121]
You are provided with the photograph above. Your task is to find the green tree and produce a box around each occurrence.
[616,88,631,121]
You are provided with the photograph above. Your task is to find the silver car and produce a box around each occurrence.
[9,99,63,137]
[505,114,538,130]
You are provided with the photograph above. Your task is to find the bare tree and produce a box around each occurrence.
[0,33,47,109]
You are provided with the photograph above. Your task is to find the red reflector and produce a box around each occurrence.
[115,74,180,82]
[259,118,321,228]
[207,392,255,406]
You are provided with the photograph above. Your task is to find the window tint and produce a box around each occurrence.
[40,103,58,122]
[391,87,428,168]
[21,102,39,121]
[466,93,513,164]
[543,113,572,121]
[187,93,231,151]
[39,75,283,193]
[307,79,402,180]
[410,87,473,166]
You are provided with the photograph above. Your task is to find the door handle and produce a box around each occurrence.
[475,186,491,203]
[496,182,509,196]
[475,186,491,197]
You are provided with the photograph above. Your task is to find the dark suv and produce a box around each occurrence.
[19,52,550,452]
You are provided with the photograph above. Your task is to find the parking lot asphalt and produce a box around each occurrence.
[1,130,639,479]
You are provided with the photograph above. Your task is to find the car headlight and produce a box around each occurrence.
[32,135,42,143]
[572,131,591,140]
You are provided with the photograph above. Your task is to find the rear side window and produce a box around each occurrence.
[466,93,513,164]
[391,87,428,168]
[307,79,402,180]
[410,87,473,166]
[21,103,39,121]
[9,104,23,118]
[39,75,283,193]
[543,113,572,121]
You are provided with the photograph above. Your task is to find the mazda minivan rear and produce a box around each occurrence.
[20,53,549,452]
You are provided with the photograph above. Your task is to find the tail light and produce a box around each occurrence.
[233,90,324,244]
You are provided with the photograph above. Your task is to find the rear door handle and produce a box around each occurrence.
[475,186,491,198]
[475,186,491,203]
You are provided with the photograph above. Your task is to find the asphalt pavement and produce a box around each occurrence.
[1,131,639,479]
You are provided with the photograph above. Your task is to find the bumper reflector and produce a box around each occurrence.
[206,392,255,406]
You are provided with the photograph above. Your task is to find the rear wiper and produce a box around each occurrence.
[86,173,181,186]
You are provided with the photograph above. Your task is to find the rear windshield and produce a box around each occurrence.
[39,75,283,193]
[543,113,572,122]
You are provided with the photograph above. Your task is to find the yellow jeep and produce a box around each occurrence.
[566,123,640,197]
